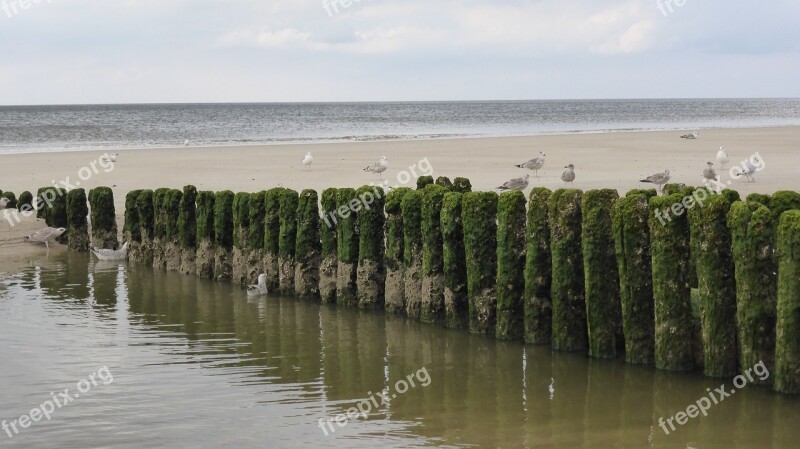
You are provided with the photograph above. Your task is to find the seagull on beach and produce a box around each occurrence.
[561,164,576,185]
[680,132,699,140]
[90,241,129,261]
[101,153,119,163]
[302,152,314,169]
[515,152,546,177]
[497,174,530,191]
[0,198,9,210]
[247,274,268,297]
[184,139,190,146]
[25,227,66,249]
[716,147,729,168]
[703,162,718,182]
[735,157,761,183]
[640,170,671,193]
[364,156,389,178]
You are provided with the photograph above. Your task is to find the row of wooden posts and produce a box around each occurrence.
[16,179,800,394]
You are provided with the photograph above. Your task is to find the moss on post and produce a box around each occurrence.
[213,190,235,281]
[246,191,267,285]
[626,188,657,198]
[135,190,155,265]
[1,191,16,209]
[524,187,552,345]
[612,194,654,365]
[151,188,170,269]
[88,187,118,249]
[663,183,687,196]
[402,190,423,317]
[728,202,776,382]
[66,188,90,252]
[452,177,472,193]
[195,191,215,278]
[319,188,339,303]
[232,192,251,285]
[435,176,453,190]
[178,185,197,275]
[769,191,800,224]
[496,190,527,340]
[263,188,283,291]
[36,187,48,219]
[462,191,498,335]
[163,189,183,272]
[420,185,448,323]
[745,193,771,206]
[45,188,68,243]
[356,185,385,309]
[548,189,586,352]
[384,187,410,313]
[18,191,32,210]
[295,189,321,298]
[123,190,142,261]
[441,192,468,329]
[417,176,434,190]
[775,211,800,394]
[336,188,359,306]
[582,189,622,358]
[278,189,299,294]
[649,194,694,371]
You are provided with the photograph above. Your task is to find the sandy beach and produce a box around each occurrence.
[1,126,798,265]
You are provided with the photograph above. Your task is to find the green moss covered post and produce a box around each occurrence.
[496,190,527,340]
[319,188,339,303]
[745,193,771,206]
[2,191,16,209]
[524,188,552,344]
[164,189,183,272]
[295,189,321,298]
[612,194,654,365]
[88,187,117,249]
[417,176,434,190]
[649,194,694,371]
[124,190,142,261]
[548,189,586,352]
[18,191,32,211]
[43,188,67,244]
[278,189,299,294]
[435,176,453,190]
[213,190,235,281]
[263,188,283,291]
[402,190,423,318]
[421,184,447,324]
[36,187,48,219]
[151,188,170,269]
[195,191,216,278]
[179,185,197,275]
[336,188,359,306]
[728,202,776,382]
[385,188,410,313]
[246,191,267,286]
[441,192,468,329]
[462,192,498,335]
[232,192,251,285]
[356,185,386,309]
[452,177,472,194]
[582,189,622,358]
[769,191,800,224]
[136,190,155,265]
[774,211,800,394]
[66,188,90,252]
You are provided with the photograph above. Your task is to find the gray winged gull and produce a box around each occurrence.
[25,227,66,249]
[515,152,546,177]
[640,170,670,193]
[364,156,389,178]
[91,241,129,261]
[0,197,9,210]
[497,174,530,191]
[703,162,718,182]
[561,164,576,184]
[247,274,268,297]
[716,147,729,168]
[302,152,313,169]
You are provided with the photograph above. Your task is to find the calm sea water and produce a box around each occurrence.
[1,252,798,448]
[1,99,799,154]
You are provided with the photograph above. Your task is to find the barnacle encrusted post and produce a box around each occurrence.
[66,188,90,252]
[278,189,299,294]
[213,190,235,281]
[524,188,552,345]
[384,187,410,313]
[462,191,498,335]
[178,185,198,275]
[441,191,468,329]
[319,188,339,304]
[420,184,447,324]
[195,191,216,279]
[88,187,118,249]
[335,188,359,307]
[356,185,385,309]
[402,189,423,318]
[295,189,322,298]
[496,190,527,341]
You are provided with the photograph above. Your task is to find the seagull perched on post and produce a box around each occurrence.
[364,156,389,178]
[302,152,313,169]
[497,174,530,191]
[515,152,546,177]
[25,227,66,249]
[640,170,671,193]
[703,162,718,182]
[247,274,268,297]
[561,164,576,185]
[716,147,729,168]
[91,241,129,261]
[0,197,9,210]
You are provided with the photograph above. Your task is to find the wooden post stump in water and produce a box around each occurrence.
[135,190,155,265]
[319,188,339,303]
[46,188,68,244]
[421,184,447,324]
[263,188,282,292]
[213,190,235,281]
[416,176,434,190]
[612,193,655,365]
[246,191,267,287]
[524,187,552,345]
[582,189,622,358]
[18,191,32,212]
[295,189,321,298]
[36,187,49,219]
[496,190,526,341]
[356,185,385,309]
[178,185,197,275]
[745,193,771,207]
[401,190,423,318]
[152,188,170,269]
[462,191,498,335]
[232,192,251,285]
[66,188,90,252]
[452,177,472,194]
[124,190,142,261]
[384,187,410,313]
[278,189,299,295]
[548,189,586,352]
[88,187,118,249]
[728,201,776,382]
[441,192,468,329]
[163,189,183,272]
[195,191,215,279]
[775,211,800,394]
[649,194,694,371]
[335,188,359,307]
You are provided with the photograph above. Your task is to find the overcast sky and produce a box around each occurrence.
[1,0,799,104]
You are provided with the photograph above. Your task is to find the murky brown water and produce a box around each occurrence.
[1,252,798,448]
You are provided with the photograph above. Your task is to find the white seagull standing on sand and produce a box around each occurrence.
[0,197,9,210]
[184,139,190,146]
[247,274,268,297]
[515,152,547,177]
[716,147,729,168]
[91,241,129,261]
[302,152,314,169]
[497,174,530,191]
[640,170,671,193]
[101,153,119,163]
[25,227,67,249]
[364,156,389,178]
[680,132,699,140]
[736,157,761,183]
[561,164,576,185]
[703,162,718,182]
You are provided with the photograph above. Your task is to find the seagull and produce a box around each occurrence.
[0,197,9,210]
[716,147,729,168]
[247,273,268,297]
[515,152,546,177]
[497,174,530,191]
[640,170,671,193]
[561,164,576,185]
[364,156,389,178]
[183,139,190,146]
[680,132,699,140]
[736,157,760,183]
[101,153,119,163]
[703,162,718,182]
[25,227,66,249]
[90,241,129,261]
[302,152,313,169]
